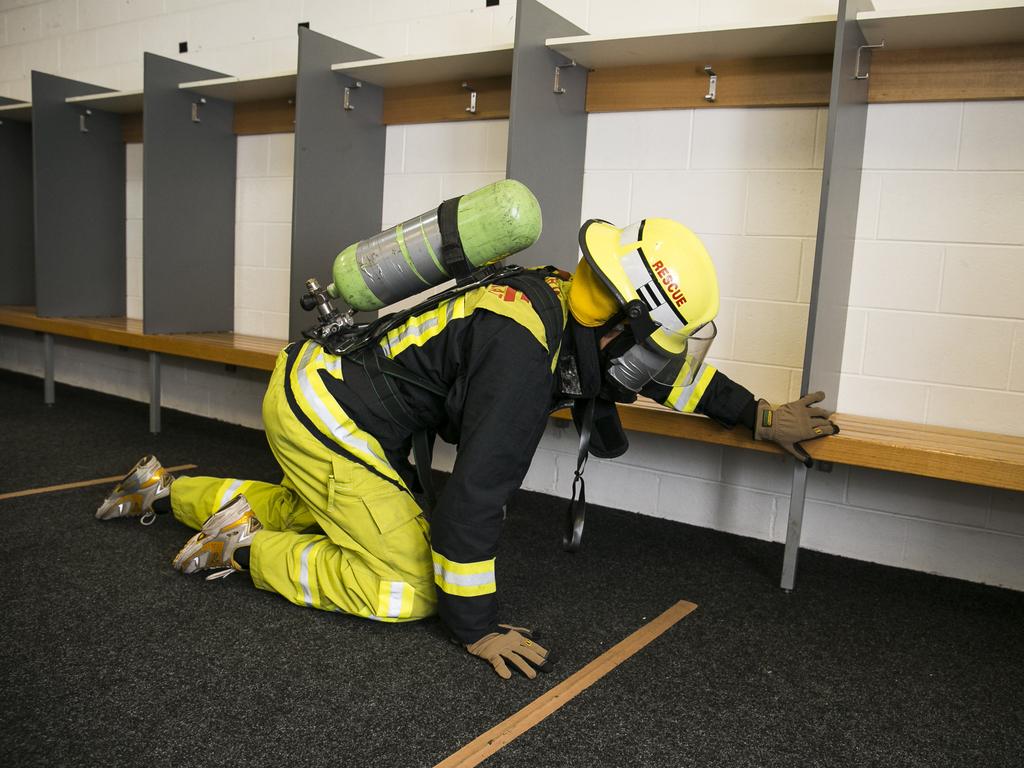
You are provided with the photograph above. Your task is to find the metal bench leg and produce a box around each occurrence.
[149,352,161,434]
[780,462,809,591]
[43,333,55,406]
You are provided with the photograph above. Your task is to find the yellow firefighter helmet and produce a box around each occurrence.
[569,218,720,357]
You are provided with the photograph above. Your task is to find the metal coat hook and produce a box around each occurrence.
[191,96,206,123]
[79,108,92,133]
[703,65,717,102]
[854,41,885,80]
[343,80,362,111]
[553,58,577,94]
[462,81,477,114]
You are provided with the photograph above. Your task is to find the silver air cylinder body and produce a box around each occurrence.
[328,179,542,312]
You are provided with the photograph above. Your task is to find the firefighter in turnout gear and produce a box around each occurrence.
[96,189,838,680]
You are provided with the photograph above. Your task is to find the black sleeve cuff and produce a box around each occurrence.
[695,370,757,429]
[739,397,758,435]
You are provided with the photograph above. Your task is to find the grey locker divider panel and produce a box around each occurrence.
[32,72,125,317]
[143,53,236,334]
[290,28,382,339]
[800,0,872,412]
[506,0,587,273]
[0,112,34,304]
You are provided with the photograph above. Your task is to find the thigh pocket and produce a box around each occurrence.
[328,458,431,581]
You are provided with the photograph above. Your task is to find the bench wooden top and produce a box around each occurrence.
[0,306,283,371]
[558,399,1024,493]
[3,305,1023,492]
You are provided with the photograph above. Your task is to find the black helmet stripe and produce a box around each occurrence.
[637,282,665,310]
[636,244,689,326]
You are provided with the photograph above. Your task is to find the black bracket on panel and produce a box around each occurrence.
[553,58,577,94]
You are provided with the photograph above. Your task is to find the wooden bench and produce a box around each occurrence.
[553,401,1024,589]
[3,304,1023,589]
[0,306,282,431]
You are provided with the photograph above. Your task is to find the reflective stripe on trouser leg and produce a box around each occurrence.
[250,530,433,621]
[169,476,315,532]
[375,580,416,620]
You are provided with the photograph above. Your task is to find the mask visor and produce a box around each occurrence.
[652,321,717,388]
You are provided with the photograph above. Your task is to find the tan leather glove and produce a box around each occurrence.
[755,391,839,467]
[465,625,552,680]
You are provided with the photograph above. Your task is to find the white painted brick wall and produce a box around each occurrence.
[234,133,293,339]
[1,1,1021,594]
[125,141,143,320]
[842,101,1024,432]
[381,120,507,312]
[585,107,824,404]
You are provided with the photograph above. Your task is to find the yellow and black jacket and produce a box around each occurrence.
[287,267,755,643]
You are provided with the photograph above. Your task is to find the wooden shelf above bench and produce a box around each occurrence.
[64,89,145,142]
[546,16,837,69]
[0,101,33,122]
[857,2,1024,49]
[179,71,298,136]
[332,45,514,124]
[555,3,1024,112]
[66,89,144,113]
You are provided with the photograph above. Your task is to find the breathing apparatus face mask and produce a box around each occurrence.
[601,319,717,398]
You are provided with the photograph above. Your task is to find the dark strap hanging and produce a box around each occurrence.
[563,397,595,552]
[411,429,437,511]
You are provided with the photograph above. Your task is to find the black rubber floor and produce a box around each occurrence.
[1,369,1022,768]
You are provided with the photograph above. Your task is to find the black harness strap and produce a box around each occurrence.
[411,429,437,511]
[359,349,424,433]
[497,271,565,355]
[437,197,475,286]
[322,264,530,357]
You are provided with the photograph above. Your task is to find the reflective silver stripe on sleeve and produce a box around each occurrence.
[299,540,316,607]
[294,343,387,464]
[432,564,495,588]
[669,362,709,411]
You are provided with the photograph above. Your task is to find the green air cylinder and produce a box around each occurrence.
[328,179,542,311]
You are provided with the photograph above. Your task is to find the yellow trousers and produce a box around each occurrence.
[170,348,437,623]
